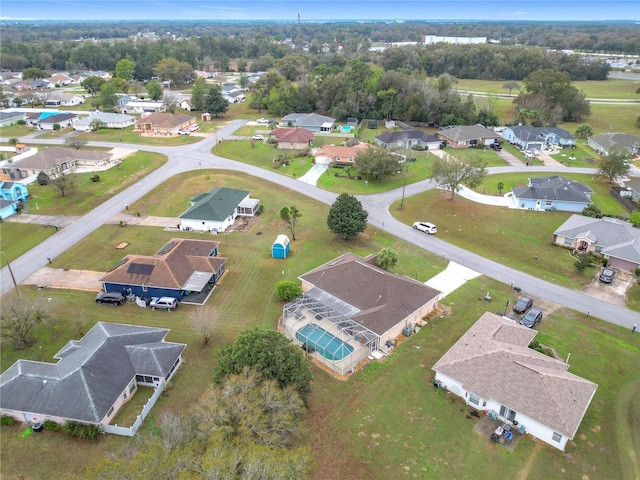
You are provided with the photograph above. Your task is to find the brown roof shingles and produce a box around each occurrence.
[433,312,597,439]
[138,113,194,129]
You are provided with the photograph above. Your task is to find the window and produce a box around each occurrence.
[129,383,136,394]
[107,406,114,418]
[564,237,573,246]
[468,393,480,406]
[552,431,562,443]
[123,391,127,400]
[499,405,516,422]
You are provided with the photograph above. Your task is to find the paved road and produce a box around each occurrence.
[1,130,639,327]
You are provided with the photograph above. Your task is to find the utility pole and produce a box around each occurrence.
[400,162,408,209]
[1,251,21,298]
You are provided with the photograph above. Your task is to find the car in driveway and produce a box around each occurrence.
[256,118,269,124]
[149,297,179,311]
[599,268,615,283]
[189,124,199,132]
[178,129,190,135]
[95,291,126,306]
[489,143,502,151]
[412,221,437,234]
[512,296,533,314]
[520,308,543,328]
[252,134,264,141]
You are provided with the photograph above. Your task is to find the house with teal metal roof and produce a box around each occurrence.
[179,187,260,233]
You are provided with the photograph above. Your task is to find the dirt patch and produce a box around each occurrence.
[226,215,261,233]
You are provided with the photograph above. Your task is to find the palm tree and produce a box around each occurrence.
[497,182,504,195]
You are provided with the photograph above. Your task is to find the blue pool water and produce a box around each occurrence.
[296,324,354,361]
[340,125,353,133]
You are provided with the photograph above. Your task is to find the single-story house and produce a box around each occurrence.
[622,179,640,202]
[587,133,640,156]
[37,112,79,130]
[179,99,192,111]
[0,199,19,219]
[281,252,441,376]
[502,126,575,151]
[0,111,26,127]
[29,79,54,90]
[222,86,246,103]
[281,113,335,132]
[433,312,597,451]
[44,93,85,107]
[100,238,227,301]
[0,322,185,435]
[437,124,500,148]
[511,176,593,212]
[116,94,138,108]
[375,128,441,150]
[553,214,640,272]
[121,100,165,114]
[74,112,136,132]
[45,74,75,86]
[26,111,57,127]
[134,113,195,136]
[314,143,370,166]
[179,187,260,233]
[0,181,29,202]
[1,147,112,181]
[270,127,315,149]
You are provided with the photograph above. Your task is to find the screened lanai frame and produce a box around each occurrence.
[282,295,378,376]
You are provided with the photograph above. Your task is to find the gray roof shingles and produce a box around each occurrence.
[513,176,592,203]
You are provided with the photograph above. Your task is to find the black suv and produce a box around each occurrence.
[490,143,502,151]
[95,291,126,306]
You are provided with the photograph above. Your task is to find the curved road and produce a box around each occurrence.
[1,126,638,326]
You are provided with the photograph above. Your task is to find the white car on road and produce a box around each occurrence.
[413,221,437,234]
[256,118,269,124]
[252,134,264,141]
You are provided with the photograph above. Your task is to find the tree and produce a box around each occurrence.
[598,147,631,183]
[51,168,75,197]
[0,293,52,349]
[162,92,179,114]
[581,204,603,218]
[114,59,136,81]
[431,155,488,200]
[63,137,87,150]
[188,306,220,346]
[280,206,301,240]
[202,84,228,116]
[502,80,520,96]
[99,82,118,111]
[213,328,313,406]
[575,124,594,139]
[376,247,398,271]
[327,193,368,241]
[145,79,163,101]
[89,118,105,131]
[9,138,18,147]
[153,58,195,87]
[189,77,208,111]
[275,280,302,301]
[497,182,504,195]
[521,69,591,122]
[574,252,592,272]
[354,145,400,180]
[22,67,47,80]
[81,75,105,96]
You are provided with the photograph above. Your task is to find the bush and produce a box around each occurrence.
[602,257,608,267]
[64,421,101,440]
[90,174,100,182]
[275,280,302,301]
[1,416,17,426]
[635,267,640,277]
[582,204,603,218]
[43,420,61,431]
[574,252,592,272]
[16,119,26,126]
[255,204,264,215]
[37,171,50,185]
[52,123,61,131]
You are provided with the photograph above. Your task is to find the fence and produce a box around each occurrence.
[101,382,165,437]
[610,186,639,212]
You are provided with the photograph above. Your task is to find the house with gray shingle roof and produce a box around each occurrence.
[0,111,26,127]
[375,127,441,150]
[511,176,593,212]
[553,214,640,272]
[437,124,500,148]
[100,238,227,301]
[433,312,597,451]
[281,112,335,132]
[587,133,640,156]
[44,92,85,107]
[281,252,441,376]
[74,112,136,132]
[36,112,79,130]
[0,322,185,434]
[502,126,575,151]
[179,187,260,233]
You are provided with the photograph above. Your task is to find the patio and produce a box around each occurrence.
[473,415,522,450]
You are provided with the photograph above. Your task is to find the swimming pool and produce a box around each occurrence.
[340,125,353,133]
[296,323,354,361]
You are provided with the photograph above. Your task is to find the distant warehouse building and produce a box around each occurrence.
[422,35,487,45]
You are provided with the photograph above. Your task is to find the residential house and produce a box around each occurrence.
[44,93,85,107]
[422,35,487,44]
[270,127,315,150]
[587,133,640,156]
[281,112,335,132]
[622,178,640,202]
[134,113,195,136]
[86,70,112,80]
[179,99,192,111]
[74,112,136,132]
[121,100,165,114]
[221,85,246,103]
[1,147,112,181]
[0,181,29,202]
[0,322,185,435]
[179,187,260,233]
[375,127,441,150]
[0,111,26,127]
[36,112,79,131]
[553,214,640,272]
[26,112,57,127]
[511,176,593,212]
[0,199,20,219]
[314,143,370,166]
[432,312,597,451]
[28,79,54,90]
[115,94,138,108]
[100,238,227,301]
[502,126,576,151]
[45,74,75,86]
[437,124,500,148]
[281,252,441,376]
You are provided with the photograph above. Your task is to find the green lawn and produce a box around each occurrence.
[23,152,166,216]
[0,223,56,266]
[75,126,202,146]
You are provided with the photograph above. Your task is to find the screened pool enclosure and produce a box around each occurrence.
[282,294,378,376]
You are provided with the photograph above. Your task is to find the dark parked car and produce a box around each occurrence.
[95,291,126,306]
[599,268,615,284]
[512,296,533,314]
[490,143,502,151]
[520,308,543,328]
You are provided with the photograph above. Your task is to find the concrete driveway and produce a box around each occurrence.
[581,268,634,307]
[298,163,328,186]
[23,266,103,292]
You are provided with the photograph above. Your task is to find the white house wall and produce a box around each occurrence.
[180,217,233,233]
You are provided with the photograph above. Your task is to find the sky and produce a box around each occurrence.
[0,0,638,22]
